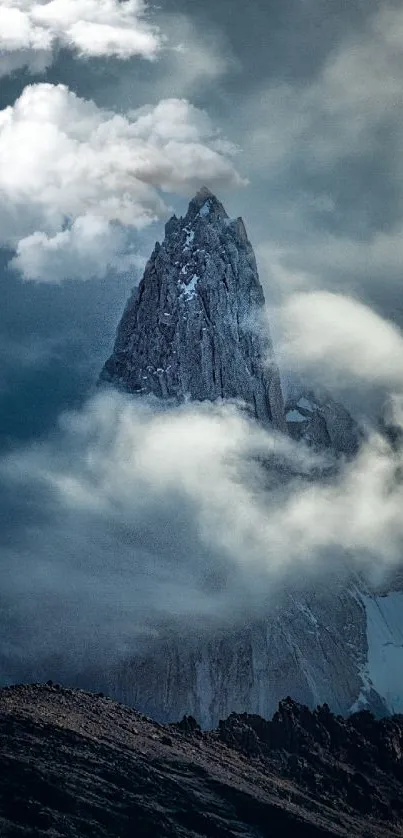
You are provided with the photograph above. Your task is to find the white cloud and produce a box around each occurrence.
[274,432,403,565]
[279,291,403,390]
[0,0,161,76]
[0,83,244,281]
[5,390,403,583]
[0,394,321,670]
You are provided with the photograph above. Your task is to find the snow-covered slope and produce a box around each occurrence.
[360,592,403,714]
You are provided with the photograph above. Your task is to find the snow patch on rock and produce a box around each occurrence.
[287,409,307,423]
[199,200,211,217]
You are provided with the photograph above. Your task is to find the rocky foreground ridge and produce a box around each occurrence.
[2,683,403,837]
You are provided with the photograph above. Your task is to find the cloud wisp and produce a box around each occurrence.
[244,3,403,175]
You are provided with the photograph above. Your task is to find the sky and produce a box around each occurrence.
[2,0,403,685]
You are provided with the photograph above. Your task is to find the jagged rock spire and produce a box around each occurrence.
[184,186,228,223]
[101,189,286,430]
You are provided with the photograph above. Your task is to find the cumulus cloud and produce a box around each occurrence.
[0,0,161,77]
[0,83,244,281]
[279,292,403,391]
[2,389,403,682]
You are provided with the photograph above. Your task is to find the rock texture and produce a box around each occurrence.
[101,187,286,429]
[1,683,403,837]
[286,389,361,456]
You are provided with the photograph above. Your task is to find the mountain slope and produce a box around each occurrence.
[1,683,403,838]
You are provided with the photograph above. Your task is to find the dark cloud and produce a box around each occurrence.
[157,0,381,87]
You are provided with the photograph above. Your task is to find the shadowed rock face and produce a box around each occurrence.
[101,187,286,430]
[286,389,361,455]
[1,683,403,838]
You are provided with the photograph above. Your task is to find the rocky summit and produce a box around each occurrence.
[2,683,403,837]
[101,187,286,430]
[101,187,360,452]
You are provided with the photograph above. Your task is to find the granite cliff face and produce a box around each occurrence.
[101,583,403,728]
[101,187,286,430]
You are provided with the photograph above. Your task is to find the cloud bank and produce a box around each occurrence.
[2,387,403,683]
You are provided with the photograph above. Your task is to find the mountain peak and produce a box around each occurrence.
[193,185,216,203]
[184,185,229,225]
[101,193,286,429]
